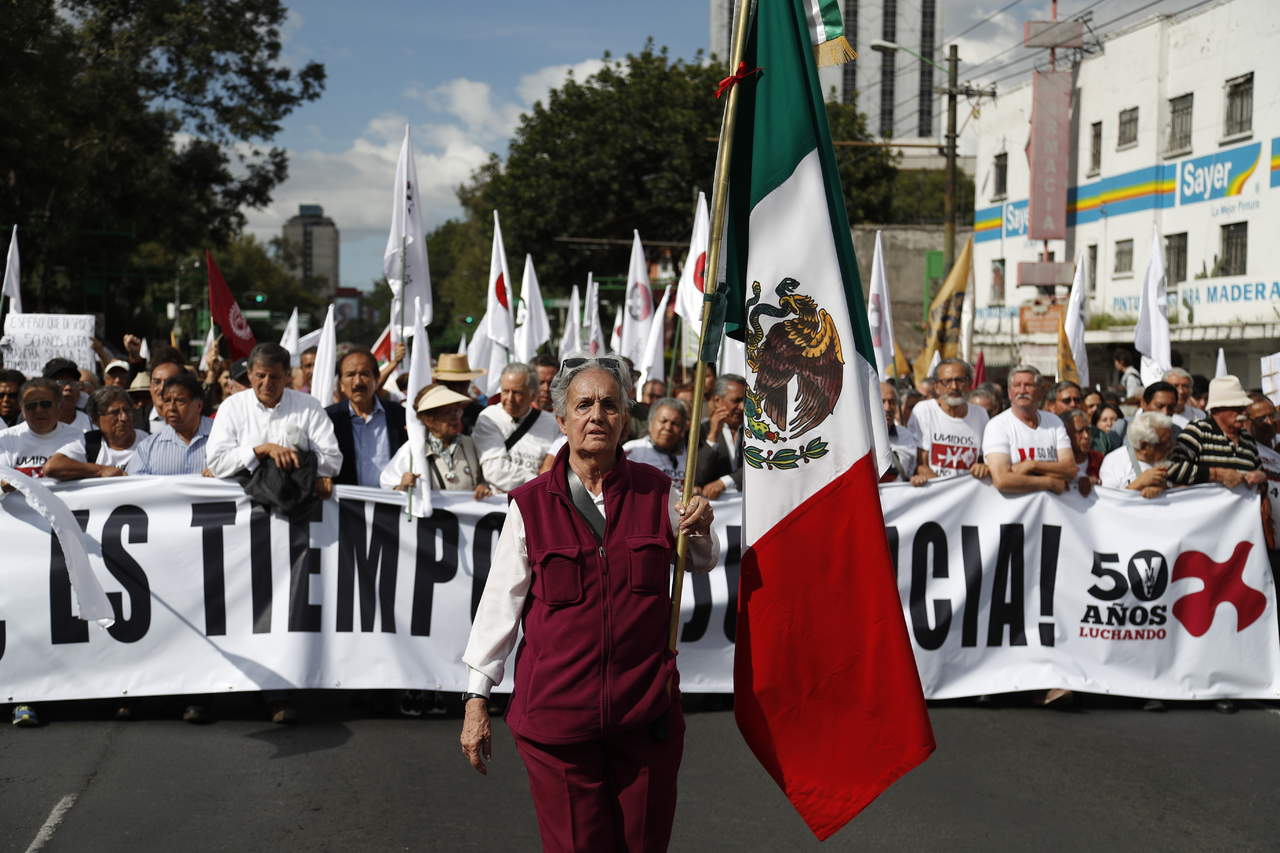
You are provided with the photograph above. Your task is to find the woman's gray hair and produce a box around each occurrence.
[500,362,538,394]
[1127,411,1173,448]
[89,385,132,419]
[550,354,634,417]
[649,397,689,421]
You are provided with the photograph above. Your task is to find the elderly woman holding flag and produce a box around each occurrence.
[459,355,717,852]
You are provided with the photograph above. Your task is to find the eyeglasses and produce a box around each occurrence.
[24,399,55,412]
[0,391,17,399]
[1059,396,1083,405]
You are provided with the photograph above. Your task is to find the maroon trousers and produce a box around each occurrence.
[512,708,685,853]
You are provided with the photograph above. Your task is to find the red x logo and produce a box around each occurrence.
[1171,542,1266,637]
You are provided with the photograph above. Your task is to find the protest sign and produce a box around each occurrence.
[1,313,96,377]
[1,477,1276,703]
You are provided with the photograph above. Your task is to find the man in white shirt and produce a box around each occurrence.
[205,342,342,489]
[41,358,92,431]
[1098,411,1174,497]
[907,358,989,485]
[1164,368,1206,428]
[623,397,689,484]
[472,362,560,493]
[983,364,1076,495]
[44,386,153,480]
[0,379,85,477]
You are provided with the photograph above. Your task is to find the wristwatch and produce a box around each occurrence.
[462,692,487,703]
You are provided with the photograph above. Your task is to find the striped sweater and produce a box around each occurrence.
[1167,417,1260,485]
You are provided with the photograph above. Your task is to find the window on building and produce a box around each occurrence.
[1224,72,1253,137]
[1114,239,1134,275]
[1167,93,1193,153]
[1220,222,1248,276]
[1088,122,1102,175]
[1164,233,1188,284]
[1087,244,1098,295]
[991,259,1005,305]
[1117,107,1138,148]
[993,153,1007,199]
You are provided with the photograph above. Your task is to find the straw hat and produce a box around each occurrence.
[414,384,474,413]
[127,372,151,394]
[1206,375,1252,410]
[433,352,486,381]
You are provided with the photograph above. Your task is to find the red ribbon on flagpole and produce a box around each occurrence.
[715,62,761,99]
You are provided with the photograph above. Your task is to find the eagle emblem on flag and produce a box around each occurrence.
[742,277,843,470]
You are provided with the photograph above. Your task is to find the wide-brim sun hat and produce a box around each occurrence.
[414,384,474,413]
[433,353,486,381]
[1206,375,1252,410]
[127,372,151,393]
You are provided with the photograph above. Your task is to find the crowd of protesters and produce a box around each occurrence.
[2,332,1275,724]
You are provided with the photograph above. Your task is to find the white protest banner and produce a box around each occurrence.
[0,478,740,702]
[1,313,96,377]
[881,477,1280,700]
[3,477,1277,703]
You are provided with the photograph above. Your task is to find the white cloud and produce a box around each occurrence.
[516,58,608,106]
[244,56,607,287]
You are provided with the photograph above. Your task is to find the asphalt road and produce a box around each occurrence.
[4,694,1280,852]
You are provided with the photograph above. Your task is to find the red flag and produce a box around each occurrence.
[206,250,256,359]
[371,324,392,365]
[973,350,987,385]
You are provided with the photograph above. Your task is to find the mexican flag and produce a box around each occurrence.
[721,0,934,839]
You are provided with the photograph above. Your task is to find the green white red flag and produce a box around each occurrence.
[720,0,934,839]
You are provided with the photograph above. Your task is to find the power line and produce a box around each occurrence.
[940,0,1027,47]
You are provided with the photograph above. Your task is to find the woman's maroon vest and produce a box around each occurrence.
[505,447,677,744]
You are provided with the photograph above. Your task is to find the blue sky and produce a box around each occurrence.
[244,0,1187,291]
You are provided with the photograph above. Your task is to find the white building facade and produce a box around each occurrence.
[969,0,1279,387]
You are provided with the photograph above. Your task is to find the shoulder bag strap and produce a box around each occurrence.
[503,408,542,452]
[566,468,606,543]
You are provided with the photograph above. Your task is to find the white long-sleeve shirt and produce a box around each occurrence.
[462,486,720,696]
[471,405,561,493]
[205,388,342,479]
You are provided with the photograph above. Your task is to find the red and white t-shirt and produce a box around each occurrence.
[907,399,989,478]
[0,421,86,477]
[982,409,1071,465]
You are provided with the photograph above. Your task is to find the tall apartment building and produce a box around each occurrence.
[709,0,943,163]
[282,204,340,299]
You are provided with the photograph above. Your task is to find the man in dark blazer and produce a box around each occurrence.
[694,373,747,499]
[326,350,408,486]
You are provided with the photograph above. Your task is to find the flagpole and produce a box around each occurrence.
[668,0,752,653]
[401,236,415,518]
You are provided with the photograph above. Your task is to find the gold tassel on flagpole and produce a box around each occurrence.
[814,36,856,68]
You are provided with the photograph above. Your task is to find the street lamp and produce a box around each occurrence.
[870,40,962,275]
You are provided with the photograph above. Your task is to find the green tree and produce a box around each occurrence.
[436,44,898,319]
[0,0,324,330]
[889,169,976,224]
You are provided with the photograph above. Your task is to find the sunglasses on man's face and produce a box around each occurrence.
[0,391,18,399]
[24,399,55,412]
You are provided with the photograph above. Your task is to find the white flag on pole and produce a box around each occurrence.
[619,231,654,363]
[1215,347,1228,379]
[959,254,975,363]
[1136,226,1171,386]
[384,125,432,341]
[1064,250,1090,387]
[310,305,337,406]
[467,322,505,398]
[558,285,582,359]
[484,211,515,351]
[583,274,605,356]
[636,285,671,394]
[457,332,468,355]
[197,326,218,373]
[866,231,895,380]
[403,297,434,518]
[513,254,550,362]
[279,308,300,363]
[610,304,624,354]
[675,193,710,364]
[3,225,21,314]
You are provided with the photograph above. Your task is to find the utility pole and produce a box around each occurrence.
[871,39,995,277]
